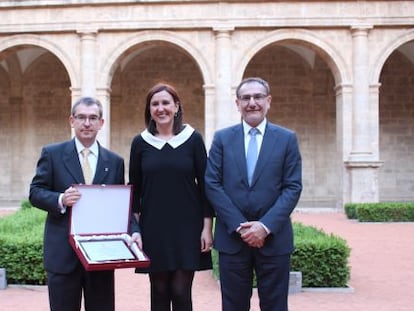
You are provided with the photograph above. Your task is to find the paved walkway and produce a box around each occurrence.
[1,209,413,310]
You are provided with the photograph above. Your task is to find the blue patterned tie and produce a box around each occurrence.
[246,128,258,185]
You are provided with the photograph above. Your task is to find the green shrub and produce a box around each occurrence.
[0,200,47,285]
[212,222,350,288]
[3,201,351,287]
[20,199,34,211]
[291,222,350,287]
[344,203,358,219]
[344,202,414,222]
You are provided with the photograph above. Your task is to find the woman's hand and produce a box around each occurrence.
[130,232,143,250]
[200,217,213,252]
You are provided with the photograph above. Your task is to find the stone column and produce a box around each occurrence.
[335,83,353,208]
[78,30,97,97]
[345,26,383,203]
[349,26,372,160]
[70,87,82,139]
[203,83,215,149]
[213,27,236,129]
[70,86,111,148]
[96,87,112,148]
[73,28,111,148]
[369,83,381,160]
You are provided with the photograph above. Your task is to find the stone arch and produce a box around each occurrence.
[234,28,349,87]
[235,28,343,208]
[99,30,213,89]
[375,28,414,202]
[0,34,78,88]
[370,28,414,83]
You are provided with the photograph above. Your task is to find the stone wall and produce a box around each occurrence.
[0,1,413,208]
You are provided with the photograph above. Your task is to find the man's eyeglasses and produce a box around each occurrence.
[239,94,268,103]
[73,114,100,124]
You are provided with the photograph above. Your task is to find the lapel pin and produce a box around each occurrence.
[105,168,109,172]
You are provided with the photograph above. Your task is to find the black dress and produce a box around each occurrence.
[129,125,213,272]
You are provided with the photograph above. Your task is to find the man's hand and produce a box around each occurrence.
[239,221,268,248]
[62,186,81,207]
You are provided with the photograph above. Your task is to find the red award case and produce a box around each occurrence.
[69,184,150,271]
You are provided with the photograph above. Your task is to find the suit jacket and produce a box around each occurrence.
[205,122,302,256]
[29,139,125,274]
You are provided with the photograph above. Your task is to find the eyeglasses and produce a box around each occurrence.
[73,114,100,124]
[238,94,268,103]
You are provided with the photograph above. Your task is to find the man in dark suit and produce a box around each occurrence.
[29,97,125,311]
[205,77,302,311]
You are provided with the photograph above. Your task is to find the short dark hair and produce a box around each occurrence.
[236,77,270,98]
[71,97,103,118]
[144,83,184,135]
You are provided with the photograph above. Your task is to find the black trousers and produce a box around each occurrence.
[219,246,290,311]
[47,264,115,311]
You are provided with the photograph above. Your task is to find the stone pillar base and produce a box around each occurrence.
[289,271,302,294]
[0,268,7,289]
[344,161,383,202]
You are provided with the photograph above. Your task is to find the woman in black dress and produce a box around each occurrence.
[129,83,214,311]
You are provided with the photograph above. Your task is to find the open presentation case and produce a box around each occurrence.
[69,184,150,271]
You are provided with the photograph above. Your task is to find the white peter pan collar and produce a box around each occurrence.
[141,124,195,150]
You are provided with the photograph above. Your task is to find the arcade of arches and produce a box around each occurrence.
[0,1,413,209]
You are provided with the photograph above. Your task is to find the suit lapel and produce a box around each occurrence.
[62,141,111,185]
[229,125,250,186]
[62,140,84,183]
[93,144,110,184]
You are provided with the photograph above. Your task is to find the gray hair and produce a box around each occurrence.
[71,97,103,118]
[236,77,270,98]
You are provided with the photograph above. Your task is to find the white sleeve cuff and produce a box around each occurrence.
[58,194,66,214]
[260,222,270,234]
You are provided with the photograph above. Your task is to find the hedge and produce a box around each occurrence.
[212,222,350,288]
[291,222,350,287]
[1,202,351,287]
[345,202,414,222]
[0,205,46,285]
